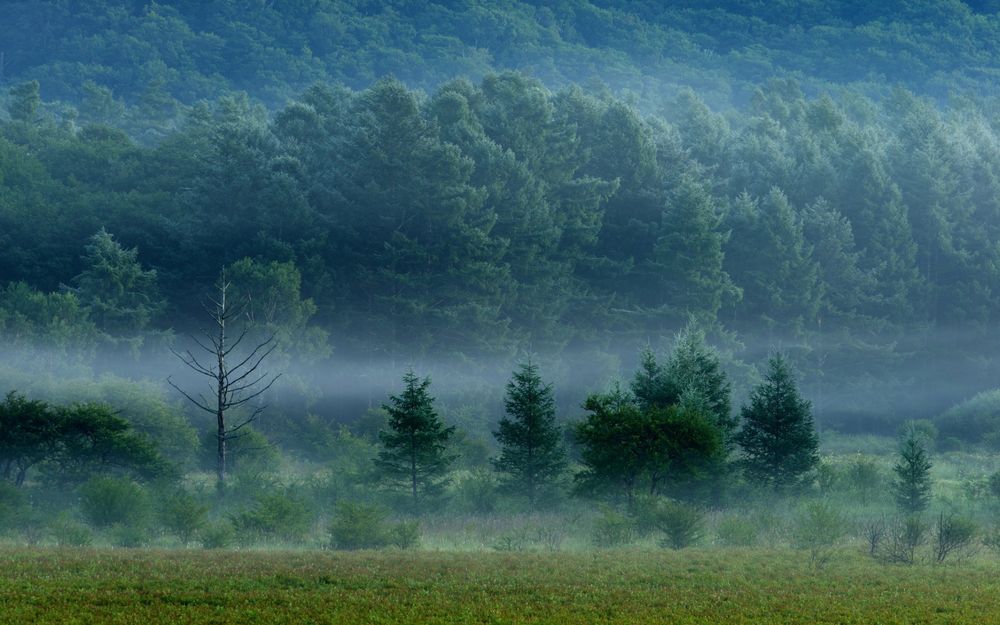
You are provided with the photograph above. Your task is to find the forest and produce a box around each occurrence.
[3,2,1000,622]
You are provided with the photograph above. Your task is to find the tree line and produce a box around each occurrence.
[5,72,1000,424]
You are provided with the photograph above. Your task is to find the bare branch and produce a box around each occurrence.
[167,376,216,415]
[228,374,281,408]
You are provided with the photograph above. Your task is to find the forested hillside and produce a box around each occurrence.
[5,0,1000,128]
[3,1,1000,435]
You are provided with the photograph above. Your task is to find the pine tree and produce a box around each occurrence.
[630,328,734,445]
[736,355,819,489]
[493,362,567,505]
[892,425,932,514]
[663,328,735,445]
[375,372,456,511]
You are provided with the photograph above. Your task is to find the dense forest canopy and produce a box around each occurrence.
[3,1,1000,444]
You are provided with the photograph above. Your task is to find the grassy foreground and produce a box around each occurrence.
[0,548,997,624]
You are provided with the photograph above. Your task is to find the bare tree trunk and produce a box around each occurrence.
[169,269,280,502]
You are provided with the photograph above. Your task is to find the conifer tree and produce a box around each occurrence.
[736,354,819,489]
[493,362,566,504]
[631,328,734,445]
[375,372,456,511]
[892,424,933,514]
[74,229,163,342]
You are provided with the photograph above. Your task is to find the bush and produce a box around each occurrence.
[200,521,234,549]
[879,516,927,565]
[844,457,883,505]
[110,523,147,548]
[656,500,704,550]
[159,489,208,546]
[78,477,150,529]
[50,515,93,547]
[390,521,420,550]
[860,517,887,557]
[933,512,977,563]
[715,516,758,547]
[988,471,1000,502]
[452,469,498,514]
[591,507,634,548]
[0,482,28,531]
[937,390,1000,446]
[229,491,313,544]
[793,502,846,567]
[329,502,390,550]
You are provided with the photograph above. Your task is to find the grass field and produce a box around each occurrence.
[1,548,998,624]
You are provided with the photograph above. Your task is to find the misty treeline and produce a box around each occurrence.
[5,71,1000,424]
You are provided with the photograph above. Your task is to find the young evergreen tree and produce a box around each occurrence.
[892,425,933,514]
[736,354,819,489]
[493,362,567,505]
[375,372,456,511]
[630,329,734,446]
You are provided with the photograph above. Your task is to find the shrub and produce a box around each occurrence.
[656,500,704,550]
[0,482,28,531]
[715,516,758,547]
[591,507,634,548]
[159,489,208,546]
[988,471,1000,502]
[78,477,150,529]
[933,512,977,563]
[937,390,1000,445]
[880,516,927,565]
[200,521,234,549]
[845,457,883,505]
[329,502,390,550]
[860,517,887,557]
[229,491,314,544]
[983,521,1000,554]
[51,515,93,547]
[390,520,420,550]
[793,502,846,567]
[452,469,498,515]
[628,495,663,538]
[110,523,147,548]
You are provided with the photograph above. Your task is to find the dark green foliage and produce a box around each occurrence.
[199,522,235,550]
[0,392,59,487]
[158,490,209,546]
[0,392,168,487]
[574,385,723,505]
[493,362,566,504]
[73,229,164,346]
[736,355,819,489]
[0,482,28,531]
[452,469,499,515]
[892,426,933,514]
[631,328,734,448]
[49,515,93,547]
[229,492,314,544]
[328,502,390,550]
[590,507,635,548]
[375,373,456,511]
[47,402,169,486]
[78,476,150,529]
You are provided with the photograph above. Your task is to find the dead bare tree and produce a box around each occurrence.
[168,270,279,494]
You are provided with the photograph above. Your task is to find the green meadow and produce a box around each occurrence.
[1,548,998,625]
